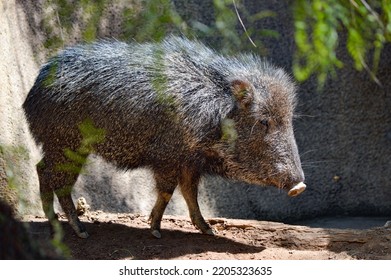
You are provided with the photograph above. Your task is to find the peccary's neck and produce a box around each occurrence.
[197,144,233,178]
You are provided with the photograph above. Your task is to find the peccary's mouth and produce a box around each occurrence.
[287,182,306,197]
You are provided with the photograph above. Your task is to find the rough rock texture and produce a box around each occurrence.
[0,0,41,214]
[2,0,390,223]
[0,156,18,210]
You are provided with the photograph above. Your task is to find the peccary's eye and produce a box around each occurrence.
[260,119,269,128]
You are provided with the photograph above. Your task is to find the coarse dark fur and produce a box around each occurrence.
[23,36,304,238]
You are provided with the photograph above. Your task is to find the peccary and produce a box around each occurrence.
[23,36,305,239]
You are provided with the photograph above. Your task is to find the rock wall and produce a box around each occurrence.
[0,0,41,214]
[1,0,390,222]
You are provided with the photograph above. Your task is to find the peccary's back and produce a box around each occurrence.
[23,37,237,168]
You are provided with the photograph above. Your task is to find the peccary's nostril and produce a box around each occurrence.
[287,182,306,197]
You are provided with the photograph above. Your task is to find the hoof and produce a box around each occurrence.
[77,231,89,239]
[151,230,162,239]
[204,228,215,235]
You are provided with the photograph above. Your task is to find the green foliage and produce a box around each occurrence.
[43,0,107,54]
[221,118,238,149]
[43,0,276,55]
[149,47,177,118]
[80,0,107,42]
[293,0,391,87]
[122,0,185,42]
[56,118,106,175]
[42,0,67,53]
[42,0,391,88]
[207,0,244,53]
[43,58,59,88]
[190,0,278,55]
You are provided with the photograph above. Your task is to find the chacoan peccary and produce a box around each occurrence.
[23,36,306,239]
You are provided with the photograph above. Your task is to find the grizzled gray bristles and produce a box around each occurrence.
[28,35,296,142]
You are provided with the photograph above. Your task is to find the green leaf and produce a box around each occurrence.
[63,149,88,165]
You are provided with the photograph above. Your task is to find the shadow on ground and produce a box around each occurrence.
[26,219,266,260]
[21,213,391,260]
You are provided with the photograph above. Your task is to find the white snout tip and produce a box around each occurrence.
[288,182,306,197]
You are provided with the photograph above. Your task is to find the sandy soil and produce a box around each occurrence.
[23,211,391,260]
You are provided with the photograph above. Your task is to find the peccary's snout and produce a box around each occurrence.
[278,166,305,197]
[273,128,306,197]
[285,135,306,196]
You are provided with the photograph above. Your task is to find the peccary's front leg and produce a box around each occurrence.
[55,189,88,238]
[149,172,177,238]
[179,167,213,235]
[53,172,88,238]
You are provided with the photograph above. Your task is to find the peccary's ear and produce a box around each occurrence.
[231,79,253,108]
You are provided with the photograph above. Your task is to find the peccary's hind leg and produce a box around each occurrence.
[180,167,213,235]
[38,155,88,238]
[149,172,177,239]
[37,159,57,236]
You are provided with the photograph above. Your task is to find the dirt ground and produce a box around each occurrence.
[23,211,391,260]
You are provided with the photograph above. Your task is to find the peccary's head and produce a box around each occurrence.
[215,58,305,196]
